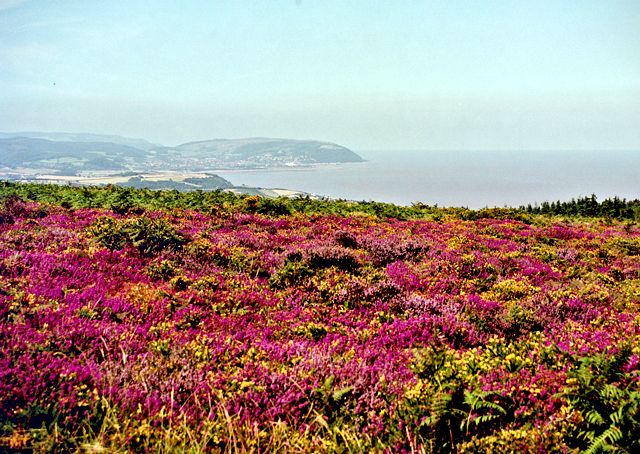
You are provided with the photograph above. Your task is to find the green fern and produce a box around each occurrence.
[461,389,508,436]
[557,343,640,453]
[584,425,623,454]
[585,409,605,426]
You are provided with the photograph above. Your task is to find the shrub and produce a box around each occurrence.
[89,215,188,254]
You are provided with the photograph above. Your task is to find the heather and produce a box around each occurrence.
[0,184,639,453]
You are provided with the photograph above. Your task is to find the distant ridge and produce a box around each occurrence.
[0,133,364,173]
[157,137,364,165]
[0,132,159,151]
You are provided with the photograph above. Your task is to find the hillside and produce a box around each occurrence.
[0,132,159,151]
[0,134,364,176]
[1,183,640,453]
[154,137,365,167]
[0,137,147,170]
[116,174,234,192]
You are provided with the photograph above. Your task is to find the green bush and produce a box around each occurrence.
[89,215,188,254]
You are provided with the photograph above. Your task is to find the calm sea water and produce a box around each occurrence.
[217,150,640,209]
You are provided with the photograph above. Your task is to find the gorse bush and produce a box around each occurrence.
[89,215,188,254]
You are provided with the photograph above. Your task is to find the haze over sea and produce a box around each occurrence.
[219,150,640,210]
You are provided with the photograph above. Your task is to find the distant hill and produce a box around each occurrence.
[116,175,233,192]
[0,132,159,151]
[0,137,147,170]
[157,138,364,165]
[0,134,364,174]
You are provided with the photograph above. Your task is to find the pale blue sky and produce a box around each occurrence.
[1,0,639,149]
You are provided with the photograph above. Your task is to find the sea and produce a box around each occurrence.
[216,150,640,210]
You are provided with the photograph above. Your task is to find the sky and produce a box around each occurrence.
[1,0,639,150]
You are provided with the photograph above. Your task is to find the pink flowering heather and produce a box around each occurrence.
[1,195,639,453]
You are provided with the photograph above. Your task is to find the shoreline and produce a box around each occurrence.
[213,161,368,174]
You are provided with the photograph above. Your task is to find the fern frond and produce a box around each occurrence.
[430,392,452,414]
[584,425,623,454]
[585,409,605,426]
[332,386,353,403]
[420,415,439,427]
[609,407,624,426]
[473,413,502,425]
[323,375,335,391]
[472,400,507,414]
[601,384,623,400]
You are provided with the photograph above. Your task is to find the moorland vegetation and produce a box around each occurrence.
[1,182,640,453]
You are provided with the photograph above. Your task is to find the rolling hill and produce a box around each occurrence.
[0,134,364,173]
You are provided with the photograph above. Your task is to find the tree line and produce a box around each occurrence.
[1,181,639,222]
[520,194,640,221]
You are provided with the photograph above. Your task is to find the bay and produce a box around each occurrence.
[217,150,640,209]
